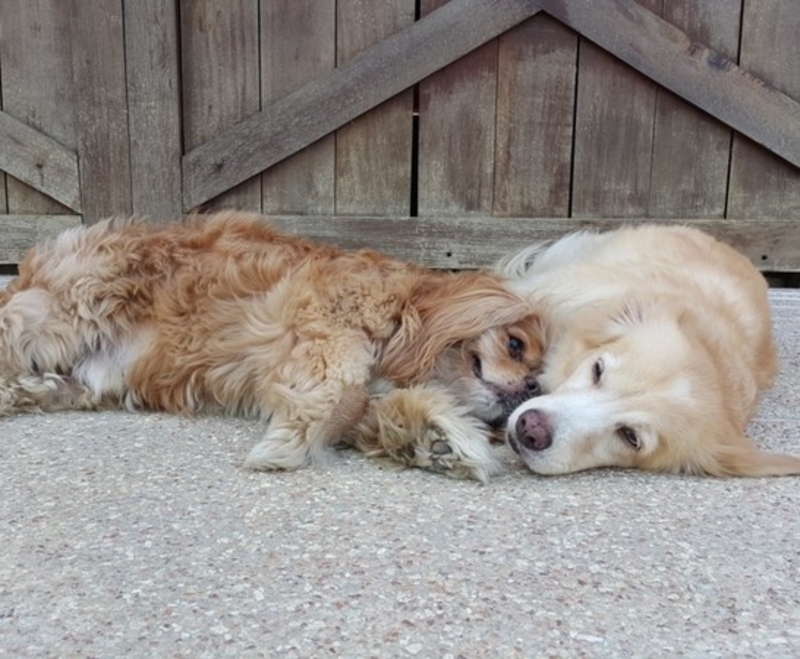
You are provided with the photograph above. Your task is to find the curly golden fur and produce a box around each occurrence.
[0,212,544,481]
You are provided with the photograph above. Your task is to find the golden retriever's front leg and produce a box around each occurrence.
[348,384,503,482]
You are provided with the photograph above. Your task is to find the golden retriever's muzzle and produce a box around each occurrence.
[508,408,552,452]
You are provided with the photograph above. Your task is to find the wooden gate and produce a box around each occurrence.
[1,0,799,270]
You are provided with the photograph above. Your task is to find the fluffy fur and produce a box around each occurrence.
[497,224,800,477]
[0,212,544,481]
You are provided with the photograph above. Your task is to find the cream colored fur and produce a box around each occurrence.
[0,212,544,481]
[498,225,800,477]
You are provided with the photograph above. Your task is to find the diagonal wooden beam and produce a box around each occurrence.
[541,0,800,171]
[0,111,82,212]
[182,0,544,211]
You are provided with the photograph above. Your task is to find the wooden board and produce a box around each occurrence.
[124,0,182,222]
[335,0,415,215]
[494,14,577,217]
[0,112,80,212]
[647,0,739,217]
[571,0,662,217]
[543,0,800,172]
[71,0,132,222]
[0,215,82,264]
[0,43,5,214]
[0,0,76,214]
[265,215,800,272]
[728,0,800,218]
[417,0,498,215]
[180,0,261,212]
[260,0,336,215]
[182,0,545,210]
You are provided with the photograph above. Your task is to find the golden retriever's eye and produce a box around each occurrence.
[508,336,525,361]
[592,358,604,385]
[618,426,641,450]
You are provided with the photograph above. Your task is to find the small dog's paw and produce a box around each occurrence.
[364,386,504,482]
[244,434,310,472]
[407,423,477,480]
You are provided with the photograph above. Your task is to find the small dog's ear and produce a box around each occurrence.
[381,273,534,385]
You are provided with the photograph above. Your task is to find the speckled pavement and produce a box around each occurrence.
[1,282,798,658]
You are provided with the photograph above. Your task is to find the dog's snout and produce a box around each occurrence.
[524,377,541,396]
[515,409,552,451]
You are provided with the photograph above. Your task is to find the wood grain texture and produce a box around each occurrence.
[70,0,132,222]
[571,0,662,217]
[182,0,545,211]
[728,0,800,218]
[0,111,81,212]
[494,14,577,217]
[261,0,336,215]
[543,0,800,172]
[335,0,414,215]
[417,0,497,216]
[0,0,76,214]
[264,215,800,271]
[647,0,739,218]
[124,0,182,222]
[0,215,82,264]
[181,0,261,212]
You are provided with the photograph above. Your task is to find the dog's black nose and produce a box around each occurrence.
[515,409,552,451]
[524,377,542,396]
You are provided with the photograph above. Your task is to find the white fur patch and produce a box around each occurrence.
[73,330,153,397]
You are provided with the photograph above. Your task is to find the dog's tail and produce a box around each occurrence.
[713,442,800,477]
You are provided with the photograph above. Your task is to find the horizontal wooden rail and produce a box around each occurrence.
[0,214,83,263]
[265,215,800,272]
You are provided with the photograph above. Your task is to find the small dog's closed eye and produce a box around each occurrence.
[0,212,544,481]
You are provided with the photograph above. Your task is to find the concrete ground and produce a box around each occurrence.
[1,283,799,659]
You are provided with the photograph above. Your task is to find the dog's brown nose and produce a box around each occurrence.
[515,409,552,451]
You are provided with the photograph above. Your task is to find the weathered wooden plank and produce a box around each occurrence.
[417,0,497,215]
[0,43,5,214]
[261,0,336,215]
[541,0,800,171]
[124,0,182,222]
[0,111,81,212]
[182,0,545,211]
[0,0,77,213]
[0,215,82,264]
[264,215,800,272]
[572,0,661,217]
[494,14,577,217]
[729,0,800,218]
[647,0,739,217]
[181,0,261,212]
[335,0,415,214]
[70,0,132,223]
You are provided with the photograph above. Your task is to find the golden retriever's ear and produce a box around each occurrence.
[381,272,534,385]
[713,441,800,477]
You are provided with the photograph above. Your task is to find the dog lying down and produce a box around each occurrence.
[499,224,800,477]
[0,212,544,481]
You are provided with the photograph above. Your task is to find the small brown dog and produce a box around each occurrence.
[0,212,543,481]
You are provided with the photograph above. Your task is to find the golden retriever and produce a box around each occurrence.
[0,212,544,481]
[498,224,800,477]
